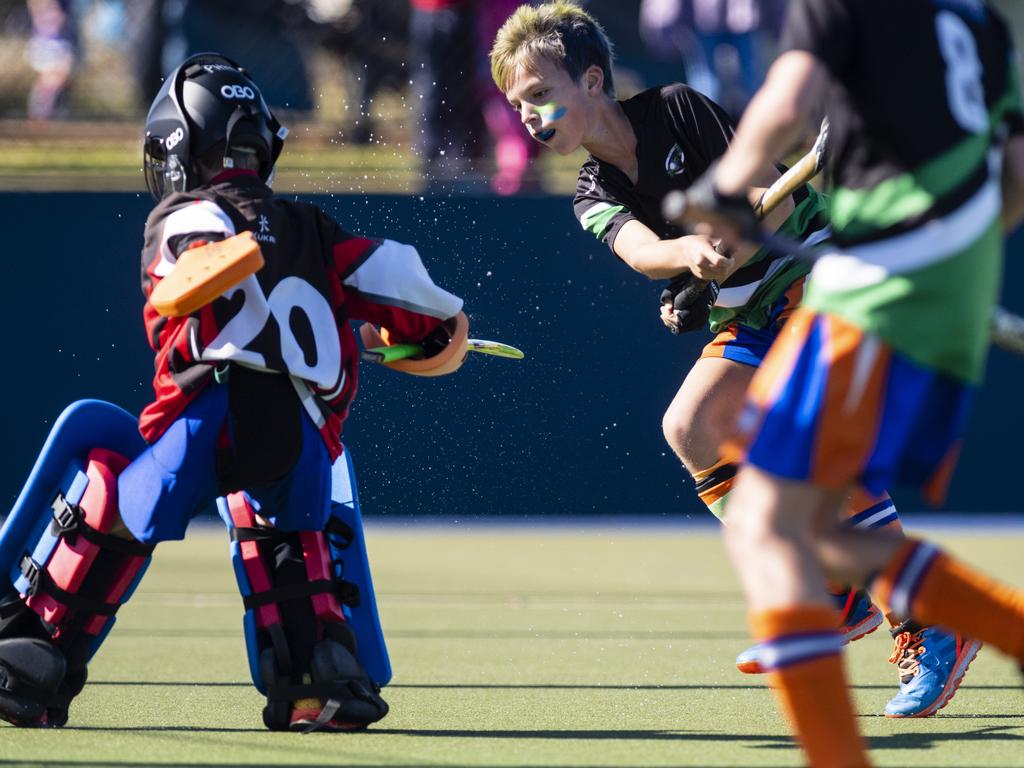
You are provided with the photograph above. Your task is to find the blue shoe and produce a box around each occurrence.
[735,589,883,674]
[834,588,884,644]
[735,643,763,674]
[884,622,981,718]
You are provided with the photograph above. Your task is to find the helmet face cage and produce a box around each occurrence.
[142,53,287,201]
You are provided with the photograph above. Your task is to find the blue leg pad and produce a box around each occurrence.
[330,447,391,687]
[11,463,87,593]
[216,494,269,694]
[217,448,391,692]
[0,400,146,585]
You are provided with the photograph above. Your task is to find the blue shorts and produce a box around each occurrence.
[725,308,975,503]
[700,278,806,368]
[117,383,332,543]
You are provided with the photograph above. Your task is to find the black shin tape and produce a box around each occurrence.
[693,462,738,496]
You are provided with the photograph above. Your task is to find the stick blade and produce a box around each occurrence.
[991,306,1024,355]
[812,116,831,173]
[467,339,525,359]
[149,231,264,317]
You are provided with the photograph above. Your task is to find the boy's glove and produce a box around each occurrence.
[660,274,719,335]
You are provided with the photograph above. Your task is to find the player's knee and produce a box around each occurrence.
[660,403,689,451]
[661,399,713,470]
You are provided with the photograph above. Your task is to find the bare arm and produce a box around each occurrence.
[613,220,728,280]
[714,51,829,196]
[614,220,763,282]
[1003,134,1024,233]
[615,173,790,282]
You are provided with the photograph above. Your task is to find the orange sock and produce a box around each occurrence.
[750,606,869,768]
[871,539,1024,662]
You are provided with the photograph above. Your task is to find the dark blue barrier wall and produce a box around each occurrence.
[3,192,1024,517]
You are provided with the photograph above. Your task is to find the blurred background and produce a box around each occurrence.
[2,1,1024,520]
[2,0,1018,195]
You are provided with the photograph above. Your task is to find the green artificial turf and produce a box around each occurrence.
[0,524,1021,767]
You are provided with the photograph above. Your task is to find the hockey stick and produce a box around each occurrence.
[659,118,830,327]
[667,185,1024,357]
[361,338,525,364]
[753,116,829,218]
[991,306,1024,356]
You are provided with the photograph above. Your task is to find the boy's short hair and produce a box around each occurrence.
[490,1,615,97]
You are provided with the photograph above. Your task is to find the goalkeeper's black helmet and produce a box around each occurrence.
[143,52,288,200]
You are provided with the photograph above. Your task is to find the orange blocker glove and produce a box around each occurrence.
[358,311,469,376]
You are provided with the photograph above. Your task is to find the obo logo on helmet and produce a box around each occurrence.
[164,127,185,150]
[221,84,256,100]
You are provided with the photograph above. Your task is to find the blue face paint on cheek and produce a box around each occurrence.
[540,102,567,122]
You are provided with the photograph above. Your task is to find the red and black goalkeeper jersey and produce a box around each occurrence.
[139,172,463,457]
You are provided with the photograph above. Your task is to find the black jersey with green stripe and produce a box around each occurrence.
[783,0,1024,382]
[572,84,828,331]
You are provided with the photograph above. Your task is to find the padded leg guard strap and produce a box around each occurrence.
[1,448,154,725]
[218,491,387,731]
[15,449,155,645]
[219,492,353,688]
[0,400,153,726]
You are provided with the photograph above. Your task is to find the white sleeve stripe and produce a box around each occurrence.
[155,201,236,277]
[335,239,382,280]
[342,239,463,320]
[350,289,461,320]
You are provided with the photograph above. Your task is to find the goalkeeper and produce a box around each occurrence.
[0,52,467,732]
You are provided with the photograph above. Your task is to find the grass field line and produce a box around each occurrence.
[349,513,1024,533]
[133,588,745,603]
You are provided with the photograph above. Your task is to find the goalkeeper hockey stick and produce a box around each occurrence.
[659,118,830,323]
[361,338,525,364]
